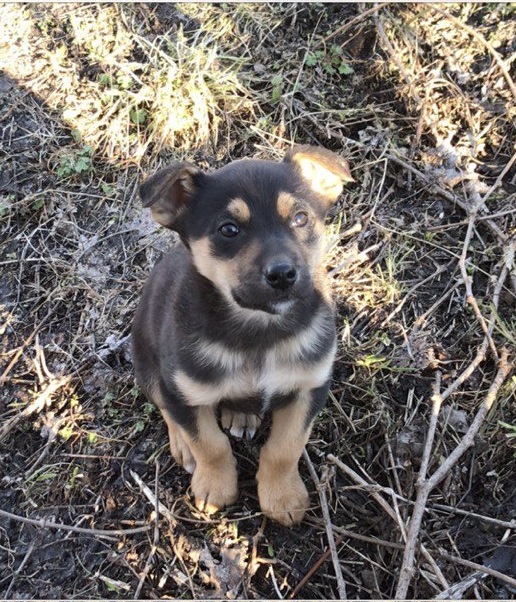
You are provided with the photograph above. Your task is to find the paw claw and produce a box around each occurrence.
[257,471,309,526]
[230,425,245,439]
[191,457,238,514]
[167,425,196,472]
[183,460,196,474]
[220,409,262,440]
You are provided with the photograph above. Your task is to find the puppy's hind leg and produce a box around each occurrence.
[220,408,262,439]
[160,406,196,474]
[149,385,196,473]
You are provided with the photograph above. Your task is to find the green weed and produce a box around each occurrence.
[56,145,94,179]
[306,45,354,76]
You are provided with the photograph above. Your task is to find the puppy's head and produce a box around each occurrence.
[140,146,353,316]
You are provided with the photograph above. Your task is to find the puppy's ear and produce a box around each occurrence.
[284,145,353,206]
[139,162,202,229]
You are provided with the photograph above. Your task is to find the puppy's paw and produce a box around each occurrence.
[220,409,262,439]
[168,428,196,474]
[191,457,238,515]
[257,470,309,526]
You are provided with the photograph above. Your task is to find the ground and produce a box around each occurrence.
[0,3,515,600]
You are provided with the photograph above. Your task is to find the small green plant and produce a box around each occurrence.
[86,431,98,444]
[306,45,354,76]
[98,70,133,91]
[66,465,81,492]
[101,391,120,419]
[0,199,9,217]
[56,145,94,179]
[270,74,283,102]
[498,421,516,439]
[59,425,75,441]
[130,107,147,125]
[100,181,116,196]
[356,355,391,370]
[134,402,156,432]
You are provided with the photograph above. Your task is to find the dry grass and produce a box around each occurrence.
[0,3,515,600]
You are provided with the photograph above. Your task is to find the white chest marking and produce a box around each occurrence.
[174,315,336,407]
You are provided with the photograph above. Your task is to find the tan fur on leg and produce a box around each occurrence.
[152,386,238,513]
[256,394,312,526]
[160,407,196,473]
[150,386,196,473]
[181,406,238,514]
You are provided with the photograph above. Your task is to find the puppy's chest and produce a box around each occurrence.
[174,330,335,408]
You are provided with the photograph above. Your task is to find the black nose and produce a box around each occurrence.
[264,262,298,290]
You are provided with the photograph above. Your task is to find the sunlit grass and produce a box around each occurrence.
[0,4,255,166]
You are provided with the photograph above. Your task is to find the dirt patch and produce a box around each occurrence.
[1,4,515,600]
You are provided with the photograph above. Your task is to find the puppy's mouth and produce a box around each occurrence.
[231,291,297,315]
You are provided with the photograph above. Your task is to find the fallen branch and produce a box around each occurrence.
[303,452,347,599]
[395,348,512,600]
[0,508,151,538]
[435,549,516,593]
[133,462,161,599]
[326,455,445,588]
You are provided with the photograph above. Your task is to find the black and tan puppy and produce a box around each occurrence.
[132,146,352,526]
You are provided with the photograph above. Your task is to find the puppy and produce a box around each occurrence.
[132,146,352,526]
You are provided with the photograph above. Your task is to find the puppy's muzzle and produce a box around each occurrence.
[263,261,298,291]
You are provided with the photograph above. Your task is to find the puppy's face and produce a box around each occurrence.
[185,162,332,315]
[140,146,353,315]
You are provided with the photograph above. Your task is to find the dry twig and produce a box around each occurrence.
[430,503,516,531]
[314,3,392,49]
[374,6,421,104]
[395,348,512,599]
[0,508,151,539]
[435,549,516,593]
[130,469,177,527]
[133,462,161,599]
[0,375,72,442]
[303,451,347,599]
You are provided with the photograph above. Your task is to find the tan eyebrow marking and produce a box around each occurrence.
[276,192,297,219]
[227,197,251,223]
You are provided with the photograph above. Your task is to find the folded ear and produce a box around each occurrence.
[139,162,202,229]
[284,145,353,206]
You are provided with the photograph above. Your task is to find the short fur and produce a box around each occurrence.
[132,145,352,525]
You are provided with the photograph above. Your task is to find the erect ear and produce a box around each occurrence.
[139,162,202,229]
[284,145,354,206]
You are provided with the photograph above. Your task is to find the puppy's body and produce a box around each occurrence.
[132,148,352,525]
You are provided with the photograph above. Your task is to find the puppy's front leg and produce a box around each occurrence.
[256,384,328,526]
[180,405,238,514]
[156,390,238,514]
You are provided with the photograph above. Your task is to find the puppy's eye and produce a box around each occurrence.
[291,211,309,228]
[219,222,240,237]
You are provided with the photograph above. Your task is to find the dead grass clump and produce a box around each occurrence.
[0,4,255,166]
